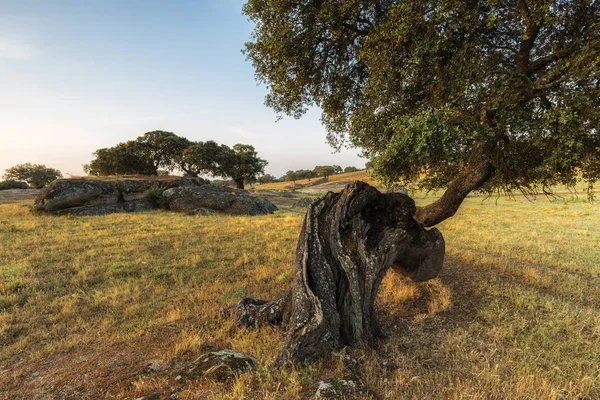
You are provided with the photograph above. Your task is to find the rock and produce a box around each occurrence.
[34,177,208,216]
[315,374,366,399]
[164,185,277,216]
[134,393,160,400]
[292,197,314,208]
[134,394,160,400]
[388,185,409,195]
[381,360,400,372]
[145,363,159,373]
[182,349,256,382]
[34,179,120,212]
[119,178,206,201]
[51,200,153,216]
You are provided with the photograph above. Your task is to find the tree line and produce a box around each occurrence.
[84,131,267,189]
[283,165,363,183]
[2,164,62,189]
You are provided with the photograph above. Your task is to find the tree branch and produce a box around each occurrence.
[415,139,497,227]
[516,0,541,73]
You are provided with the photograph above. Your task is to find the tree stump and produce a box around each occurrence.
[235,182,445,364]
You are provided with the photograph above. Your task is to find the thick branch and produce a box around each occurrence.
[528,46,576,74]
[516,0,541,74]
[415,139,497,227]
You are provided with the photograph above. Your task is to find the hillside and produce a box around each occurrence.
[252,169,382,192]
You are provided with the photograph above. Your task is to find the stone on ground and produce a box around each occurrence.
[182,349,256,382]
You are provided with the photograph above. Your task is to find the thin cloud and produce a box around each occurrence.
[0,39,34,61]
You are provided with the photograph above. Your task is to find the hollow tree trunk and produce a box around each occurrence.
[235,181,445,364]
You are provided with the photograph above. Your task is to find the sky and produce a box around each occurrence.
[0,0,366,179]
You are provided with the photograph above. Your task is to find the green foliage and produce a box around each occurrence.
[285,170,297,182]
[257,174,277,184]
[313,165,336,178]
[344,166,359,173]
[183,142,268,189]
[3,164,62,188]
[243,0,600,195]
[144,188,169,209]
[84,141,156,176]
[284,169,317,182]
[0,181,29,191]
[85,131,191,176]
[85,132,269,187]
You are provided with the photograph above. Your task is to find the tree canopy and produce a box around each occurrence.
[85,132,268,189]
[243,0,600,225]
[3,163,62,188]
[85,131,190,176]
[182,142,268,189]
[223,144,269,189]
[84,141,157,176]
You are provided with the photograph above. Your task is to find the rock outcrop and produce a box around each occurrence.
[34,177,277,216]
[315,375,366,399]
[181,349,256,382]
[164,185,277,216]
[292,196,314,208]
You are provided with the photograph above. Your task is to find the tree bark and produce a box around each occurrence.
[234,178,245,190]
[235,182,445,364]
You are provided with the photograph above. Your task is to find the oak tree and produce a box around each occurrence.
[85,131,191,176]
[3,164,62,188]
[183,142,268,189]
[234,0,600,364]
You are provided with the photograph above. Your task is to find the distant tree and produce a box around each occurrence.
[294,169,317,181]
[3,163,62,188]
[257,174,277,184]
[182,140,228,177]
[219,144,268,190]
[0,181,29,190]
[137,131,192,174]
[285,170,298,182]
[332,165,343,174]
[344,166,359,173]
[313,165,336,178]
[184,142,268,189]
[364,161,374,170]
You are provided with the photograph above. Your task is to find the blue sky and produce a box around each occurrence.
[0,0,365,178]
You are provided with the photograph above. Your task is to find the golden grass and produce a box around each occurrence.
[1,193,599,399]
[252,169,380,191]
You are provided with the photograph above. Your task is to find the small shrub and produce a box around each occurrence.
[0,181,29,190]
[144,187,169,209]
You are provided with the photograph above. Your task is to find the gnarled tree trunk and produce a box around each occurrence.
[235,182,445,364]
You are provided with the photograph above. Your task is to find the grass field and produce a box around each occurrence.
[1,188,599,399]
[251,170,381,191]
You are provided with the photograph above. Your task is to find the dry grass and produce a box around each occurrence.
[0,191,599,399]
